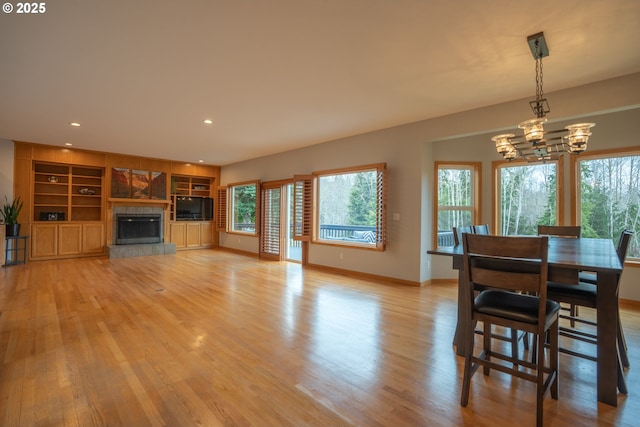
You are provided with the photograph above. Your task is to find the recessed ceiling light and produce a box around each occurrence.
[203,119,213,125]
[64,142,73,146]
[70,122,81,127]
[198,159,204,163]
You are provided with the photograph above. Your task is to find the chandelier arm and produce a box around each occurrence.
[509,133,564,145]
[543,128,566,136]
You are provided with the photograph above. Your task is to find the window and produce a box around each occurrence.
[575,150,640,260]
[434,162,481,247]
[228,181,259,235]
[314,164,386,250]
[494,160,561,236]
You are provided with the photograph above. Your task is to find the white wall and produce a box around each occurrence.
[221,72,640,298]
[0,139,15,209]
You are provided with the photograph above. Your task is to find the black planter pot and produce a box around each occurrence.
[5,224,20,237]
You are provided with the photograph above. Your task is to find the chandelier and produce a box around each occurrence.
[493,32,595,162]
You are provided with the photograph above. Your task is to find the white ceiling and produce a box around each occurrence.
[1,0,639,165]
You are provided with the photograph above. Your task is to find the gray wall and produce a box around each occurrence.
[221,126,425,283]
[221,72,640,299]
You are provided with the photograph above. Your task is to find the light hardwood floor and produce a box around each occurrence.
[0,249,638,426]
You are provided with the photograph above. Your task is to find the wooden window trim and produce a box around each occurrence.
[312,163,387,251]
[227,180,260,236]
[492,158,564,235]
[570,146,640,264]
[433,162,481,248]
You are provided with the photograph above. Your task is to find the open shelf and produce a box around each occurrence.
[33,162,104,222]
[170,175,212,221]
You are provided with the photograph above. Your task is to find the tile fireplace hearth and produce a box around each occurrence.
[107,204,176,259]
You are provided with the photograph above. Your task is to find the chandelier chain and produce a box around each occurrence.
[535,41,544,103]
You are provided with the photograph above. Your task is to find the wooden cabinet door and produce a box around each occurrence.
[200,222,213,246]
[169,222,186,248]
[186,223,201,247]
[82,223,104,254]
[58,224,82,256]
[31,224,58,258]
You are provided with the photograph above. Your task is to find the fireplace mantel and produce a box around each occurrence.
[108,198,171,206]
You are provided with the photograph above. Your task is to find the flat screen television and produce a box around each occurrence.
[175,196,213,220]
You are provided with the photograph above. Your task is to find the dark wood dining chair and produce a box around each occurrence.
[456,224,528,357]
[453,226,474,246]
[537,225,581,325]
[453,225,489,246]
[473,224,490,235]
[537,225,581,238]
[461,234,559,427]
[548,229,633,369]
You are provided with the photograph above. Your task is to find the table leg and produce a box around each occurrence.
[597,271,623,406]
[454,267,468,357]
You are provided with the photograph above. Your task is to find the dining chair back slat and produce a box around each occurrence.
[537,225,581,238]
[453,224,490,245]
[473,224,490,235]
[453,226,474,246]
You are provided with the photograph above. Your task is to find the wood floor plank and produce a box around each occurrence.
[0,249,638,426]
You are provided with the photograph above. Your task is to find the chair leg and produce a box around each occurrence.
[510,328,519,364]
[569,304,578,327]
[522,331,530,350]
[536,330,545,427]
[617,353,628,395]
[531,333,539,364]
[550,321,559,400]
[483,321,491,375]
[618,309,630,368]
[460,316,476,406]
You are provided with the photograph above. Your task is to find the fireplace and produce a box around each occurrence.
[108,204,174,258]
[116,214,162,245]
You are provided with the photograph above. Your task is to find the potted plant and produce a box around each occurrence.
[1,196,24,236]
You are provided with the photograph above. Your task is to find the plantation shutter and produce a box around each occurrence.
[216,186,227,231]
[259,185,282,260]
[375,165,387,250]
[293,175,313,241]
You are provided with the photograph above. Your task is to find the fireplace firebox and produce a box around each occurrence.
[116,214,162,245]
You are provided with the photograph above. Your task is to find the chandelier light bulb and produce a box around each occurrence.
[492,134,518,160]
[565,123,595,154]
[518,117,547,143]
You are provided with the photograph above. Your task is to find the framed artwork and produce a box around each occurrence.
[131,169,150,198]
[111,168,167,200]
[151,172,167,200]
[111,168,131,198]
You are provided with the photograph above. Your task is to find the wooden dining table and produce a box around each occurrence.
[428,236,625,407]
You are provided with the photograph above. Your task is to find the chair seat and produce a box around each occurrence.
[475,290,561,324]
[547,281,596,308]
